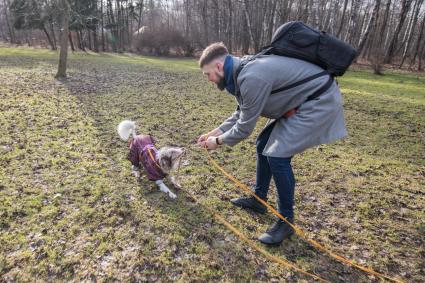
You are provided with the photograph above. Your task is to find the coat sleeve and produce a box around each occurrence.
[220,76,272,146]
[218,105,240,133]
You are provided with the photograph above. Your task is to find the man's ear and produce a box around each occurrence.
[216,61,224,72]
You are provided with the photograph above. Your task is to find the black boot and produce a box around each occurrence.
[230,195,267,214]
[258,218,294,245]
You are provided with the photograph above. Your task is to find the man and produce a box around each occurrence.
[197,42,347,245]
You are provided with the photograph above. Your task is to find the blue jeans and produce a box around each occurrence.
[255,122,296,219]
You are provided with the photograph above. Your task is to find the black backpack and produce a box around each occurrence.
[235,21,357,98]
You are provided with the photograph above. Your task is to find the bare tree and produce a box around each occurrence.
[336,0,349,37]
[384,0,413,63]
[2,0,15,43]
[2,0,425,71]
[56,0,70,79]
[357,0,382,57]
[399,0,424,67]
[409,13,425,69]
[243,0,255,52]
[348,0,362,45]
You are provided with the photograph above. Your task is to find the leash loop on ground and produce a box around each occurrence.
[203,147,405,283]
[185,189,330,282]
[148,142,328,281]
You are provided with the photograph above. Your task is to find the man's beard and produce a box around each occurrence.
[216,73,226,91]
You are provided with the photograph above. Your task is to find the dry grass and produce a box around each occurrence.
[0,47,424,282]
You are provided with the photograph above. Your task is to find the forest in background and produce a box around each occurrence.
[0,0,424,72]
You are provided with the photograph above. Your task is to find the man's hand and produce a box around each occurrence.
[202,136,219,150]
[197,133,209,144]
[197,128,223,146]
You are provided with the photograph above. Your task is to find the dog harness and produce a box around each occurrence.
[128,135,166,181]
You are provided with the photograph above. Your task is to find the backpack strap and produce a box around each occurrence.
[305,74,334,102]
[235,47,331,97]
[283,74,334,119]
[271,71,329,94]
[235,46,274,80]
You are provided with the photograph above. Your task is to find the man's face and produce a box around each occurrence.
[202,60,226,91]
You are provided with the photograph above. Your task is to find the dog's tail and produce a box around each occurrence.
[117,120,137,141]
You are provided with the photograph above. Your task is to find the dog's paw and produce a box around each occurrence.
[132,170,140,178]
[168,191,177,199]
[172,182,182,190]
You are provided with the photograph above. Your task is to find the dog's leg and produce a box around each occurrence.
[168,175,181,190]
[155,180,177,199]
[131,165,141,178]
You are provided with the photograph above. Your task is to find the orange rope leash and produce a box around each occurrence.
[204,148,405,283]
[147,142,327,281]
[147,148,163,170]
[185,190,330,282]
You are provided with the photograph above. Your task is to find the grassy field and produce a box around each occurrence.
[0,46,424,282]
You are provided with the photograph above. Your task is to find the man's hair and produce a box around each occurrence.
[199,42,229,68]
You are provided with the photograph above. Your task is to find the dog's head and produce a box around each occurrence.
[156,147,185,174]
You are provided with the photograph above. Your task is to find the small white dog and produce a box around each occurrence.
[117,120,184,199]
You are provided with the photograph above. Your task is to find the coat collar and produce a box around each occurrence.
[225,56,242,96]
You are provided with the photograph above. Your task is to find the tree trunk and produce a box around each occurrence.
[278,0,290,24]
[3,0,15,43]
[399,0,423,67]
[25,30,31,46]
[212,0,219,40]
[77,30,85,51]
[125,0,130,47]
[137,0,144,33]
[241,9,250,54]
[42,25,56,50]
[93,28,99,52]
[418,39,425,70]
[56,0,70,79]
[266,0,277,43]
[107,0,117,52]
[356,0,381,57]
[68,32,75,51]
[116,0,122,52]
[384,0,413,63]
[184,0,190,39]
[227,0,233,53]
[336,0,349,37]
[49,20,57,50]
[302,0,309,23]
[88,28,92,50]
[409,14,425,68]
[243,0,255,52]
[378,0,392,50]
[201,0,209,44]
[101,0,106,51]
[348,0,362,45]
[324,0,339,33]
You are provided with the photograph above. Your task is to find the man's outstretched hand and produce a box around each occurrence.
[200,136,219,150]
[197,133,209,144]
[197,129,223,150]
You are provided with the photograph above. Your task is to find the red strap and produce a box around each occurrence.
[283,108,297,118]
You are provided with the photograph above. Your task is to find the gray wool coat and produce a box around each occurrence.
[219,55,347,158]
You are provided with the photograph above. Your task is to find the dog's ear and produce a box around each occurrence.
[160,155,172,171]
[171,148,184,160]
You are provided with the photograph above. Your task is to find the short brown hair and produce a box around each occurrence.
[199,42,229,68]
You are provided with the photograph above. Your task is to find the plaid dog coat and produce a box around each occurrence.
[128,134,166,181]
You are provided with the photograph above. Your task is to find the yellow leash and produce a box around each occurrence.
[147,147,163,170]
[146,140,403,282]
[184,189,330,282]
[146,145,328,281]
[204,147,405,283]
